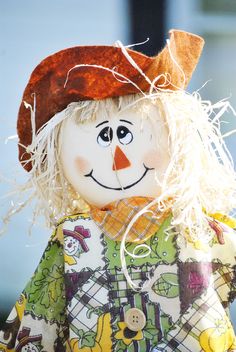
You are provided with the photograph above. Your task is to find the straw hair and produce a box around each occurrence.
[3,91,236,242]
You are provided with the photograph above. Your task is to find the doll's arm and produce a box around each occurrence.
[0,223,68,351]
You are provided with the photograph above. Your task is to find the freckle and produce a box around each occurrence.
[75,156,90,174]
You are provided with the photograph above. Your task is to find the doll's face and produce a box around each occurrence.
[64,236,80,255]
[60,103,170,208]
[21,343,39,352]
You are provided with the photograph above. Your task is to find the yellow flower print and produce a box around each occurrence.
[69,313,112,351]
[114,322,143,346]
[199,315,236,352]
[0,341,14,352]
[210,212,236,229]
[184,227,210,252]
[64,253,77,265]
[0,343,7,352]
[192,240,210,252]
[15,293,27,321]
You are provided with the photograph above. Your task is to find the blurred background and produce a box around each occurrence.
[0,0,236,328]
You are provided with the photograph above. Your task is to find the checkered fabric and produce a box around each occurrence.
[108,266,153,306]
[90,197,170,242]
[67,269,110,333]
[161,289,234,351]
[214,264,235,306]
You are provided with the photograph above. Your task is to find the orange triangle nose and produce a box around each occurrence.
[113,146,131,171]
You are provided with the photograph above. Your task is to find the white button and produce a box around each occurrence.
[124,308,146,331]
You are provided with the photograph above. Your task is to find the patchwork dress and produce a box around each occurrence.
[1,197,236,352]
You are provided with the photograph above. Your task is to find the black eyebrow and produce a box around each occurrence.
[119,119,133,125]
[95,120,109,128]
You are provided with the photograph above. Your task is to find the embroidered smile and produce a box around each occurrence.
[84,164,154,190]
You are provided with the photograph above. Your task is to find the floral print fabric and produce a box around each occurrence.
[1,199,236,351]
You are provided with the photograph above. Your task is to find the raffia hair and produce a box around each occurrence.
[2,91,236,242]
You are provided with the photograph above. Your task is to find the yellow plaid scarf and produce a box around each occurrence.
[90,197,170,242]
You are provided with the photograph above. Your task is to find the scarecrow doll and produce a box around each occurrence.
[1,29,236,351]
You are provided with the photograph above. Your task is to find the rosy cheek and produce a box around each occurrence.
[143,149,161,169]
[75,156,91,175]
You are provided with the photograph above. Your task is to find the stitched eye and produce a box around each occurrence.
[97,126,113,147]
[117,126,133,145]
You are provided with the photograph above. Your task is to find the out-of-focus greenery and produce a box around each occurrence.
[202,0,236,13]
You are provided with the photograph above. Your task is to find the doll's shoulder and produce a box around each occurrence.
[51,212,93,238]
[52,212,93,241]
[178,214,236,265]
[56,212,100,233]
[53,212,104,268]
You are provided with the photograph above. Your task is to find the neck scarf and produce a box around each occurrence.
[90,197,170,242]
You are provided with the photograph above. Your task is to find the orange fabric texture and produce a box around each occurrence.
[90,197,170,242]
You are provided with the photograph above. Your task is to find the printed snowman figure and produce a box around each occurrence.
[64,236,80,256]
[20,342,40,352]
[63,226,91,264]
[15,328,43,352]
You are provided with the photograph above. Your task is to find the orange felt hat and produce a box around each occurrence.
[17,29,204,171]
